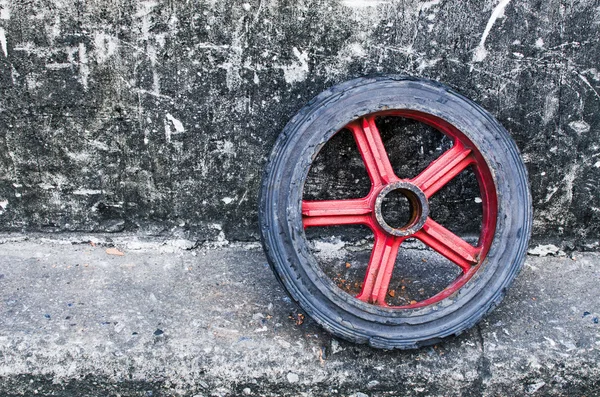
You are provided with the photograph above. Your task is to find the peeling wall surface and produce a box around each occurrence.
[0,0,599,246]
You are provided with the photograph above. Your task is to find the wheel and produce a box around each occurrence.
[259,76,532,349]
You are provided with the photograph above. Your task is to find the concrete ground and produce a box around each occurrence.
[0,234,599,396]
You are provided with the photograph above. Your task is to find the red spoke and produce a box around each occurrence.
[356,232,403,306]
[302,198,373,228]
[413,218,480,273]
[348,116,397,187]
[411,143,474,198]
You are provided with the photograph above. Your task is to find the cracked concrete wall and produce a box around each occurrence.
[0,0,598,247]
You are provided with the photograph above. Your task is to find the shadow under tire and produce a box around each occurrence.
[259,76,532,349]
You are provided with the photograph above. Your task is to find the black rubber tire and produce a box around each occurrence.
[259,76,532,349]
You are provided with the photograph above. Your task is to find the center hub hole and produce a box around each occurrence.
[381,189,418,230]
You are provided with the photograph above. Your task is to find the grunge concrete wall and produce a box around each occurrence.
[0,0,599,247]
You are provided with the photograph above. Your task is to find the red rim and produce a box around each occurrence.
[302,111,498,309]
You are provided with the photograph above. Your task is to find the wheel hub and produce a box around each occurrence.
[374,181,429,237]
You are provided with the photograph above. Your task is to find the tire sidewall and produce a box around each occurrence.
[260,76,532,347]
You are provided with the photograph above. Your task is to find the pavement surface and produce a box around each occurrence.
[0,234,599,396]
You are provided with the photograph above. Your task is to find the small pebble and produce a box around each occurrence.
[154,329,164,336]
[594,317,599,324]
[287,372,299,383]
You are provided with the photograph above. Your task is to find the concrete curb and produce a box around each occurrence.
[0,239,599,396]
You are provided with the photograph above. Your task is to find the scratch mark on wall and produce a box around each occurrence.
[577,73,600,101]
[73,189,102,196]
[136,0,161,95]
[237,189,248,208]
[78,43,89,90]
[544,186,559,203]
[45,62,72,70]
[542,91,559,125]
[117,73,172,100]
[583,68,600,82]
[13,42,52,56]
[472,0,512,64]
[341,0,389,8]
[0,27,7,57]
[197,43,230,50]
[220,20,244,91]
[134,88,173,100]
[147,44,160,95]
[562,163,578,206]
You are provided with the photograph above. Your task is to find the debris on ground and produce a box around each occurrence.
[527,244,565,257]
[106,247,125,256]
[289,313,305,325]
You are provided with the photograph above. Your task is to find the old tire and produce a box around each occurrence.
[259,76,532,349]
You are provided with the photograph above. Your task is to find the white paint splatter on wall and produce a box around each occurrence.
[94,32,118,64]
[535,37,544,48]
[568,120,591,134]
[472,0,513,63]
[281,47,309,84]
[542,92,559,125]
[215,140,236,157]
[0,0,10,20]
[164,113,185,143]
